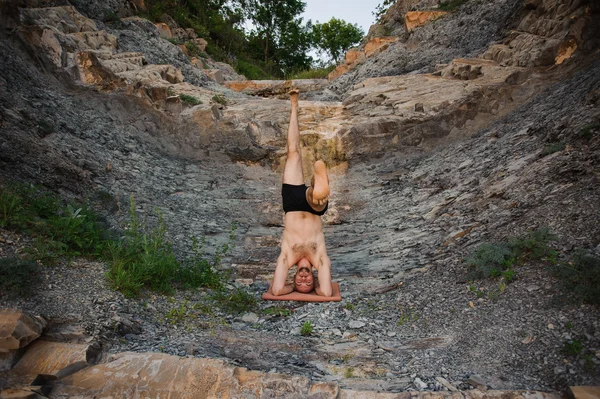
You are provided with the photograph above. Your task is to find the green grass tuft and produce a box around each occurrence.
[301,321,313,336]
[210,287,256,314]
[179,94,202,106]
[211,95,227,105]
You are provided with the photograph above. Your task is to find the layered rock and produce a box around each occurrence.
[328,37,398,81]
[482,0,597,66]
[0,310,46,353]
[404,11,448,32]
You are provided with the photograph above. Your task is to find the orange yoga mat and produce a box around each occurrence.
[262,282,342,302]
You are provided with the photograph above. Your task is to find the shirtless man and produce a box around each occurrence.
[270,89,333,297]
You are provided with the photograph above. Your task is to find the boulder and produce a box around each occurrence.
[51,352,339,398]
[404,11,447,32]
[154,22,172,39]
[0,310,46,352]
[205,69,224,84]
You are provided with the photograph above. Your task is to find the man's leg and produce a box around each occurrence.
[306,160,330,210]
[282,89,304,185]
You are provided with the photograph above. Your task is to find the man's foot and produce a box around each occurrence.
[289,89,299,107]
[311,160,330,206]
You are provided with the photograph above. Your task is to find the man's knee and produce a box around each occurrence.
[287,147,301,160]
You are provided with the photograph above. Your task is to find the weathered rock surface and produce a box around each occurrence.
[404,11,447,32]
[1,0,600,395]
[0,310,46,352]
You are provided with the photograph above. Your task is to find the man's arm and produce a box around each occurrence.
[314,255,332,297]
[271,253,294,296]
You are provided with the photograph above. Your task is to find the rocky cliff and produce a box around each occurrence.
[0,0,599,396]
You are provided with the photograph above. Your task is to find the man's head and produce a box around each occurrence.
[294,258,315,293]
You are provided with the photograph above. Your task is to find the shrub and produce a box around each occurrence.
[211,95,227,105]
[465,228,556,280]
[0,257,40,297]
[541,142,565,157]
[235,59,273,80]
[179,94,202,106]
[106,197,236,297]
[262,306,292,317]
[301,321,313,336]
[551,249,600,305]
[0,183,108,261]
[578,123,600,140]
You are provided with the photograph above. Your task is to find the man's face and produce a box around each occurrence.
[294,259,314,293]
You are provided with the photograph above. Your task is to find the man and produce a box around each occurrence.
[270,89,333,297]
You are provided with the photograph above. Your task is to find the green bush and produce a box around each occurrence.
[106,196,236,298]
[551,250,600,305]
[0,184,108,261]
[179,94,202,106]
[465,228,556,280]
[235,59,273,80]
[0,257,40,297]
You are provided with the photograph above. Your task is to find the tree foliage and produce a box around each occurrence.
[312,18,364,64]
[140,0,364,78]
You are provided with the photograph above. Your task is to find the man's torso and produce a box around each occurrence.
[281,211,327,267]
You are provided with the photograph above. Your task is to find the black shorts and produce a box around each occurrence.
[282,184,328,216]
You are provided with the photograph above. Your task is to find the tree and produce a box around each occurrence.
[311,18,364,64]
[247,0,307,64]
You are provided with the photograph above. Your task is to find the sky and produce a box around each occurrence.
[301,0,382,35]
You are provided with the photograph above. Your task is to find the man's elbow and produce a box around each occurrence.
[271,285,286,296]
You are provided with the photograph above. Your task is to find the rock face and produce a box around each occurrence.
[482,0,597,67]
[0,310,46,352]
[404,11,448,32]
[328,37,398,81]
[51,352,338,398]
[1,0,600,395]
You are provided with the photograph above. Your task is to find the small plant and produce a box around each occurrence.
[344,302,355,311]
[465,242,514,280]
[262,307,292,317]
[103,10,121,24]
[179,94,202,106]
[344,367,355,378]
[211,95,227,106]
[563,339,584,356]
[468,283,485,298]
[165,300,190,325]
[167,38,181,45]
[0,257,40,297]
[301,321,313,336]
[551,249,600,305]
[502,268,516,282]
[210,287,256,314]
[565,321,573,330]
[578,123,600,140]
[397,308,419,326]
[541,142,565,157]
